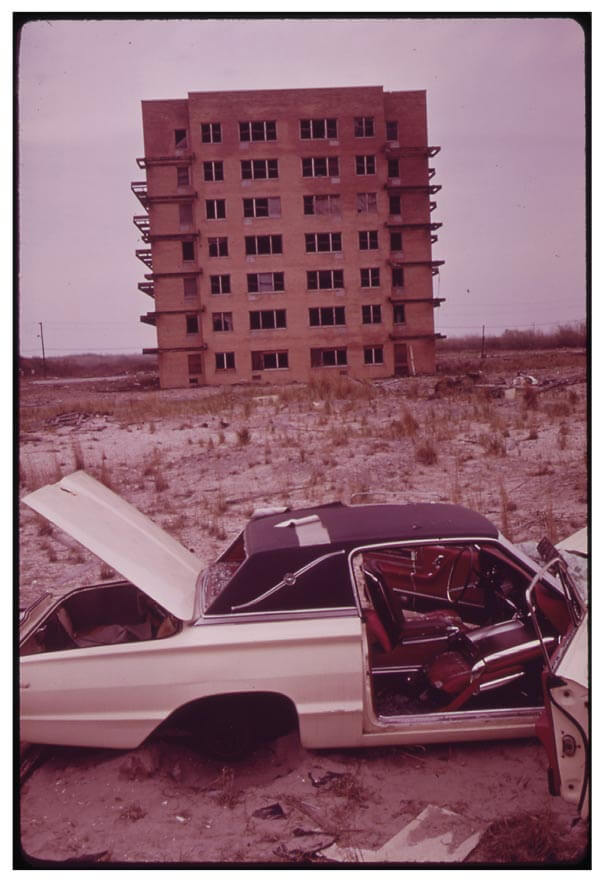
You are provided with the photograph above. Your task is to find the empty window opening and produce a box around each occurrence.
[389,195,402,215]
[360,267,380,288]
[201,122,221,143]
[311,348,347,367]
[204,161,224,182]
[183,277,198,298]
[182,241,195,261]
[300,118,337,139]
[302,156,339,178]
[364,346,384,365]
[210,274,231,295]
[243,197,281,218]
[174,129,188,149]
[305,232,342,253]
[208,237,228,257]
[393,303,406,324]
[359,230,378,250]
[247,272,285,293]
[239,120,277,142]
[390,231,403,251]
[186,314,199,334]
[249,309,286,330]
[303,194,341,216]
[355,117,374,137]
[386,120,398,141]
[245,234,283,256]
[307,269,344,290]
[392,267,405,287]
[356,155,376,175]
[241,159,279,180]
[215,352,235,371]
[206,199,226,220]
[309,306,346,327]
[362,304,382,324]
[357,192,377,213]
[176,167,190,187]
[251,350,289,370]
[212,311,233,332]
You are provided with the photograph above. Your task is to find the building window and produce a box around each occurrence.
[303,194,341,216]
[356,155,376,175]
[201,122,221,143]
[247,272,285,293]
[305,232,342,253]
[354,116,374,137]
[364,346,384,365]
[251,350,289,370]
[249,309,286,330]
[356,192,377,213]
[389,194,402,215]
[182,241,195,261]
[241,159,279,180]
[243,197,281,218]
[174,129,188,149]
[203,161,224,182]
[176,167,190,187]
[311,348,347,367]
[210,274,231,294]
[358,230,378,250]
[188,354,203,375]
[179,203,193,227]
[245,234,282,256]
[208,237,228,257]
[186,314,199,334]
[302,156,339,178]
[386,120,398,141]
[307,269,344,290]
[362,304,382,324]
[183,277,198,298]
[360,267,380,288]
[309,306,346,327]
[392,267,405,287]
[300,118,337,139]
[393,303,406,324]
[212,311,233,332]
[388,159,400,178]
[215,352,235,371]
[239,120,277,142]
[206,199,226,220]
[390,231,403,251]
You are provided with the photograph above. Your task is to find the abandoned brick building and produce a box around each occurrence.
[132,86,444,389]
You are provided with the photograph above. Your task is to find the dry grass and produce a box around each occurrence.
[415,439,438,466]
[472,812,588,864]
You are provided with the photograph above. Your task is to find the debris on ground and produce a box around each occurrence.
[252,802,287,820]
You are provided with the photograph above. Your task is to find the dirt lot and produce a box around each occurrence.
[17,349,588,866]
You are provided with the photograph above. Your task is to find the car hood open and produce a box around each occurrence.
[22,471,202,621]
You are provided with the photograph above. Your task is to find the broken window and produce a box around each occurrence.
[309,306,346,327]
[358,230,378,250]
[389,194,402,215]
[362,304,382,324]
[241,159,279,180]
[247,272,285,293]
[183,277,198,298]
[310,347,347,367]
[186,314,199,334]
[179,203,193,228]
[249,309,286,330]
[208,237,228,257]
[393,303,406,324]
[176,167,190,187]
[210,274,231,295]
[364,346,384,365]
[306,269,344,290]
[354,116,374,137]
[174,129,188,149]
[188,353,203,375]
[203,161,224,182]
[243,197,281,218]
[390,231,403,251]
[245,234,283,256]
[305,232,342,253]
[201,122,221,143]
[182,241,195,261]
[303,194,341,216]
[388,159,400,178]
[386,120,398,141]
[212,311,233,332]
[215,352,235,371]
[300,118,337,139]
[360,267,380,288]
[392,267,405,287]
[356,155,376,175]
[206,199,226,220]
[251,350,289,370]
[356,192,377,213]
[302,156,339,178]
[239,120,277,142]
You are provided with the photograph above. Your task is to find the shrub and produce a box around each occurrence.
[415,440,438,465]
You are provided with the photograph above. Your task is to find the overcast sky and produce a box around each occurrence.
[17,15,586,357]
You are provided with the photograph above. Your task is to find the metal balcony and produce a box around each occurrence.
[133,215,150,242]
[389,259,445,277]
[135,249,153,269]
[385,183,442,194]
[131,181,149,208]
[136,153,194,169]
[140,313,157,326]
[384,145,441,158]
[138,281,155,297]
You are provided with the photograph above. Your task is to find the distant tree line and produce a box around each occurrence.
[438,322,586,352]
[19,352,158,378]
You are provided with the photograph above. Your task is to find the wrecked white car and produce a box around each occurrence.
[20,472,588,781]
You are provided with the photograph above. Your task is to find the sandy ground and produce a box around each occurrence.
[17,349,588,866]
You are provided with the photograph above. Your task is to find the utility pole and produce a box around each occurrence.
[38,322,46,378]
[480,324,486,360]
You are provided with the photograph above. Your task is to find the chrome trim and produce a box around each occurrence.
[372,665,421,676]
[401,633,456,646]
[377,704,543,724]
[478,671,525,693]
[199,605,356,625]
[231,550,345,612]
[481,636,555,668]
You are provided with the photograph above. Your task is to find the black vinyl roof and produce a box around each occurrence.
[244,502,498,555]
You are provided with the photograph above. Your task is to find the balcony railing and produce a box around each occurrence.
[133,215,150,242]
[136,153,194,169]
[131,181,149,208]
[135,249,153,269]
[138,281,155,297]
[384,145,441,158]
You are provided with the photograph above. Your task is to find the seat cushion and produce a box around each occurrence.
[427,651,472,695]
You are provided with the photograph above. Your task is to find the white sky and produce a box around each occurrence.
[17,15,587,356]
